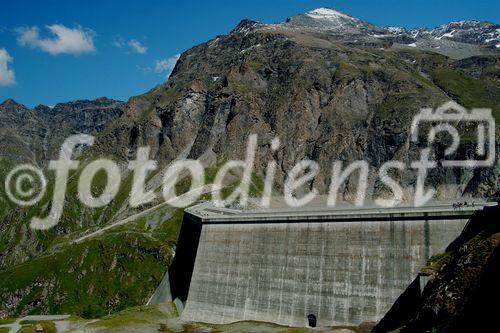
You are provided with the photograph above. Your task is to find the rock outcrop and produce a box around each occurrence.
[373,204,500,332]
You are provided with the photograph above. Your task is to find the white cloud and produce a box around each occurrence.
[113,37,147,55]
[0,48,15,87]
[128,39,147,54]
[154,54,180,75]
[113,37,125,48]
[16,24,95,55]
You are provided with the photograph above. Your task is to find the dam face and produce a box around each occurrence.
[171,203,487,327]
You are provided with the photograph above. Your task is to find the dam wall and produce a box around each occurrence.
[173,203,490,327]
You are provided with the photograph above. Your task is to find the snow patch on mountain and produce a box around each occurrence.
[306,8,355,21]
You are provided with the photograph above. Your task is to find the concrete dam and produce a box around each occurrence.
[168,202,493,327]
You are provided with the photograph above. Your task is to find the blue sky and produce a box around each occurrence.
[0,0,498,107]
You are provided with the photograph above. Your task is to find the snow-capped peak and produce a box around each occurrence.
[306,8,356,21]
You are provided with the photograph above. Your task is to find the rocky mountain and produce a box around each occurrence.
[279,8,500,59]
[287,8,499,45]
[386,19,500,60]
[403,20,499,46]
[93,7,500,200]
[0,97,125,166]
[284,8,387,35]
[0,7,499,320]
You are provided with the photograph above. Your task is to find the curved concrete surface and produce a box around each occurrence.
[177,202,494,327]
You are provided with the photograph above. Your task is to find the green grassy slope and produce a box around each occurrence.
[431,68,500,121]
[0,230,174,318]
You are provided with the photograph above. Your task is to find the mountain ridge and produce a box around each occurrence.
[229,7,500,59]
[0,97,125,166]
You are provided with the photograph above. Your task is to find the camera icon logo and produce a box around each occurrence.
[411,101,495,168]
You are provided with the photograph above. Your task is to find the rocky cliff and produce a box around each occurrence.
[93,8,500,200]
